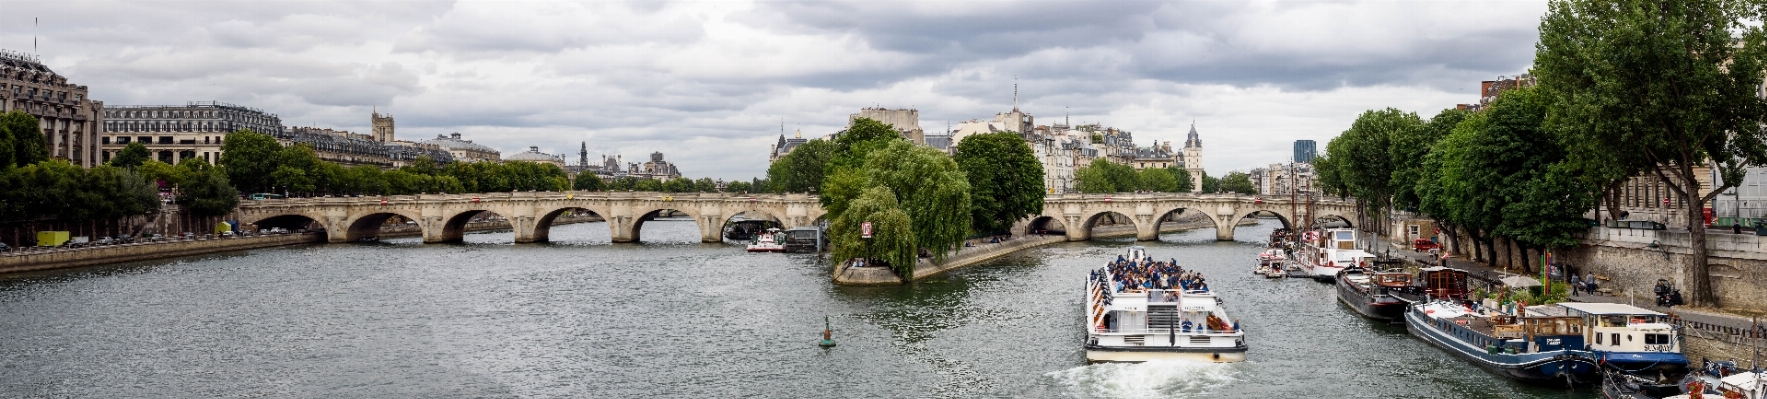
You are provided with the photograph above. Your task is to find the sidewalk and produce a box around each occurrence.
[1383,240,1764,334]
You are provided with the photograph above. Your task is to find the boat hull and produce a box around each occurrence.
[1404,308,1599,385]
[1084,344,1249,363]
[1336,280,1407,321]
[745,247,784,252]
[1310,264,1344,282]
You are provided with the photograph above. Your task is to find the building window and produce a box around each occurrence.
[101,136,110,144]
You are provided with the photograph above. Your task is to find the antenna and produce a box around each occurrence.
[1012,77,1019,111]
[34,17,39,57]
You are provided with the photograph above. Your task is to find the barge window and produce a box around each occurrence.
[1611,333,1620,345]
[1596,333,1603,345]
[1645,334,1670,345]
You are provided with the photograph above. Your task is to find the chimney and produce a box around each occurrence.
[451,132,462,140]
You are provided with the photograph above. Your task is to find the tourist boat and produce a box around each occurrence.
[1405,300,1600,385]
[1254,248,1283,275]
[1297,228,1373,281]
[1335,266,1410,321]
[745,229,785,252]
[1084,246,1248,363]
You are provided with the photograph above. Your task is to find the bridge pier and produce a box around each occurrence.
[1135,221,1160,241]
[699,215,723,243]
[1215,218,1236,241]
[1063,215,1089,241]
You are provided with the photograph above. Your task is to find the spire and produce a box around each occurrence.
[1012,78,1019,112]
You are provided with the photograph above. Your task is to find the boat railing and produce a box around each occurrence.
[1093,327,1242,335]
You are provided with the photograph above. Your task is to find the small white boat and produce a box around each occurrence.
[745,229,785,252]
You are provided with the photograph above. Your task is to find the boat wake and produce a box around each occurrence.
[1044,360,1239,398]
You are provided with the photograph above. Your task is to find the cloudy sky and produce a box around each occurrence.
[0,1,1545,180]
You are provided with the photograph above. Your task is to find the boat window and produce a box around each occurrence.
[1611,333,1620,345]
[1626,334,1633,342]
[1596,333,1603,345]
[1335,231,1353,240]
[1645,334,1670,345]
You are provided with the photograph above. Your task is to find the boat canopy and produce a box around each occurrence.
[1333,250,1377,262]
[1556,302,1666,317]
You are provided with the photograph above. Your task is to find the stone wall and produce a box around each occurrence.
[833,235,1068,285]
[0,233,325,274]
[1558,228,1767,314]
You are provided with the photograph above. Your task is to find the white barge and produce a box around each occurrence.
[1083,246,1248,363]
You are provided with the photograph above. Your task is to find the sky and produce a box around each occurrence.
[0,0,1547,180]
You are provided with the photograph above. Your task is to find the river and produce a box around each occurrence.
[0,218,1594,398]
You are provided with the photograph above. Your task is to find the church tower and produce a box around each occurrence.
[371,109,395,143]
[1184,121,1204,192]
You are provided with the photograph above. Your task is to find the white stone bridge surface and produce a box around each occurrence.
[234,191,1358,244]
[234,192,827,244]
[1026,193,1360,241]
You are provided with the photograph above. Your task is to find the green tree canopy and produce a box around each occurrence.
[1073,159,1139,193]
[1200,170,1220,193]
[767,139,834,193]
[1219,171,1257,195]
[1166,166,1195,193]
[829,186,916,279]
[862,140,971,262]
[953,132,1045,235]
[724,180,753,193]
[573,172,605,191]
[109,142,151,169]
[218,130,283,194]
[0,111,46,168]
[1137,167,1179,193]
[176,159,240,217]
[1536,0,1767,304]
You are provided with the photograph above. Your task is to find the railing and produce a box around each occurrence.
[1668,315,1767,341]
[1092,328,1241,335]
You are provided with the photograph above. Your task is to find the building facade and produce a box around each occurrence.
[100,101,282,165]
[504,146,566,168]
[421,132,501,163]
[1182,123,1204,192]
[768,129,810,163]
[1293,139,1317,164]
[1,50,104,167]
[849,107,924,144]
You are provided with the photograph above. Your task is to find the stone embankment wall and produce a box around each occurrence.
[0,233,325,274]
[833,236,1068,285]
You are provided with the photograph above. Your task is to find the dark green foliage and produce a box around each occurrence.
[218,129,283,194]
[573,172,605,191]
[1073,159,1139,193]
[1219,171,1257,195]
[109,142,151,169]
[1200,170,1219,194]
[173,158,239,217]
[953,132,1045,235]
[724,180,753,193]
[0,111,47,167]
[634,178,662,191]
[830,186,916,278]
[766,139,834,193]
[1167,166,1194,193]
[1536,0,1767,304]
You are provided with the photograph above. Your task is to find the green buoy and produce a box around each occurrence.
[818,316,837,348]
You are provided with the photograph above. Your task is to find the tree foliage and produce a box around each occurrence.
[953,132,1045,235]
[109,142,151,169]
[1219,171,1257,195]
[766,139,834,194]
[172,158,239,217]
[1535,0,1767,305]
[573,172,605,191]
[830,186,917,279]
[218,129,283,194]
[0,111,47,168]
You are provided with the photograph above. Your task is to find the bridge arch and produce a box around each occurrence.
[1148,206,1222,242]
[720,209,785,242]
[432,207,520,244]
[1220,209,1293,242]
[523,205,611,243]
[339,210,424,243]
[1018,215,1067,237]
[624,205,703,244]
[1070,210,1138,241]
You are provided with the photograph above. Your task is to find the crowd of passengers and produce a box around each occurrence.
[1097,255,1210,294]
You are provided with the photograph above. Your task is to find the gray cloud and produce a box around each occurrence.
[0,0,1545,179]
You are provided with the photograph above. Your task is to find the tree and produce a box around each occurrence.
[1073,159,1138,193]
[1536,0,1767,305]
[1200,170,1220,193]
[634,178,662,191]
[607,176,638,191]
[861,140,971,263]
[1166,166,1194,193]
[1219,171,1257,195]
[1074,162,1115,193]
[176,159,240,217]
[766,139,834,193]
[137,160,179,187]
[695,177,717,192]
[0,111,46,167]
[724,180,752,193]
[109,142,151,169]
[830,186,916,279]
[1313,155,1348,198]
[662,177,691,193]
[218,130,283,194]
[1332,108,1423,231]
[953,132,1045,235]
[1137,168,1179,192]
[1391,108,1469,212]
[573,173,605,191]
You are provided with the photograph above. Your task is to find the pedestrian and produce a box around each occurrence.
[1570,274,1583,296]
[1735,222,1744,235]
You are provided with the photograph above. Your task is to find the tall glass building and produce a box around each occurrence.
[1293,140,1317,163]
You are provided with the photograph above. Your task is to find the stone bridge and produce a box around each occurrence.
[233,191,1357,244]
[235,192,826,244]
[1024,193,1360,241]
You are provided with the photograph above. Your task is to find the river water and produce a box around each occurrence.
[0,219,1594,398]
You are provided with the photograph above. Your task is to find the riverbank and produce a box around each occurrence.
[832,235,1069,285]
[0,232,325,274]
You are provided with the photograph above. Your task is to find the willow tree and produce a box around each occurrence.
[864,140,971,263]
[1536,0,1767,305]
[831,186,916,278]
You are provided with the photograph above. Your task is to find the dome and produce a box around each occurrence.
[420,133,498,153]
[504,146,561,163]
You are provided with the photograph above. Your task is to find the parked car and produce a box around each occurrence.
[1411,239,1441,252]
